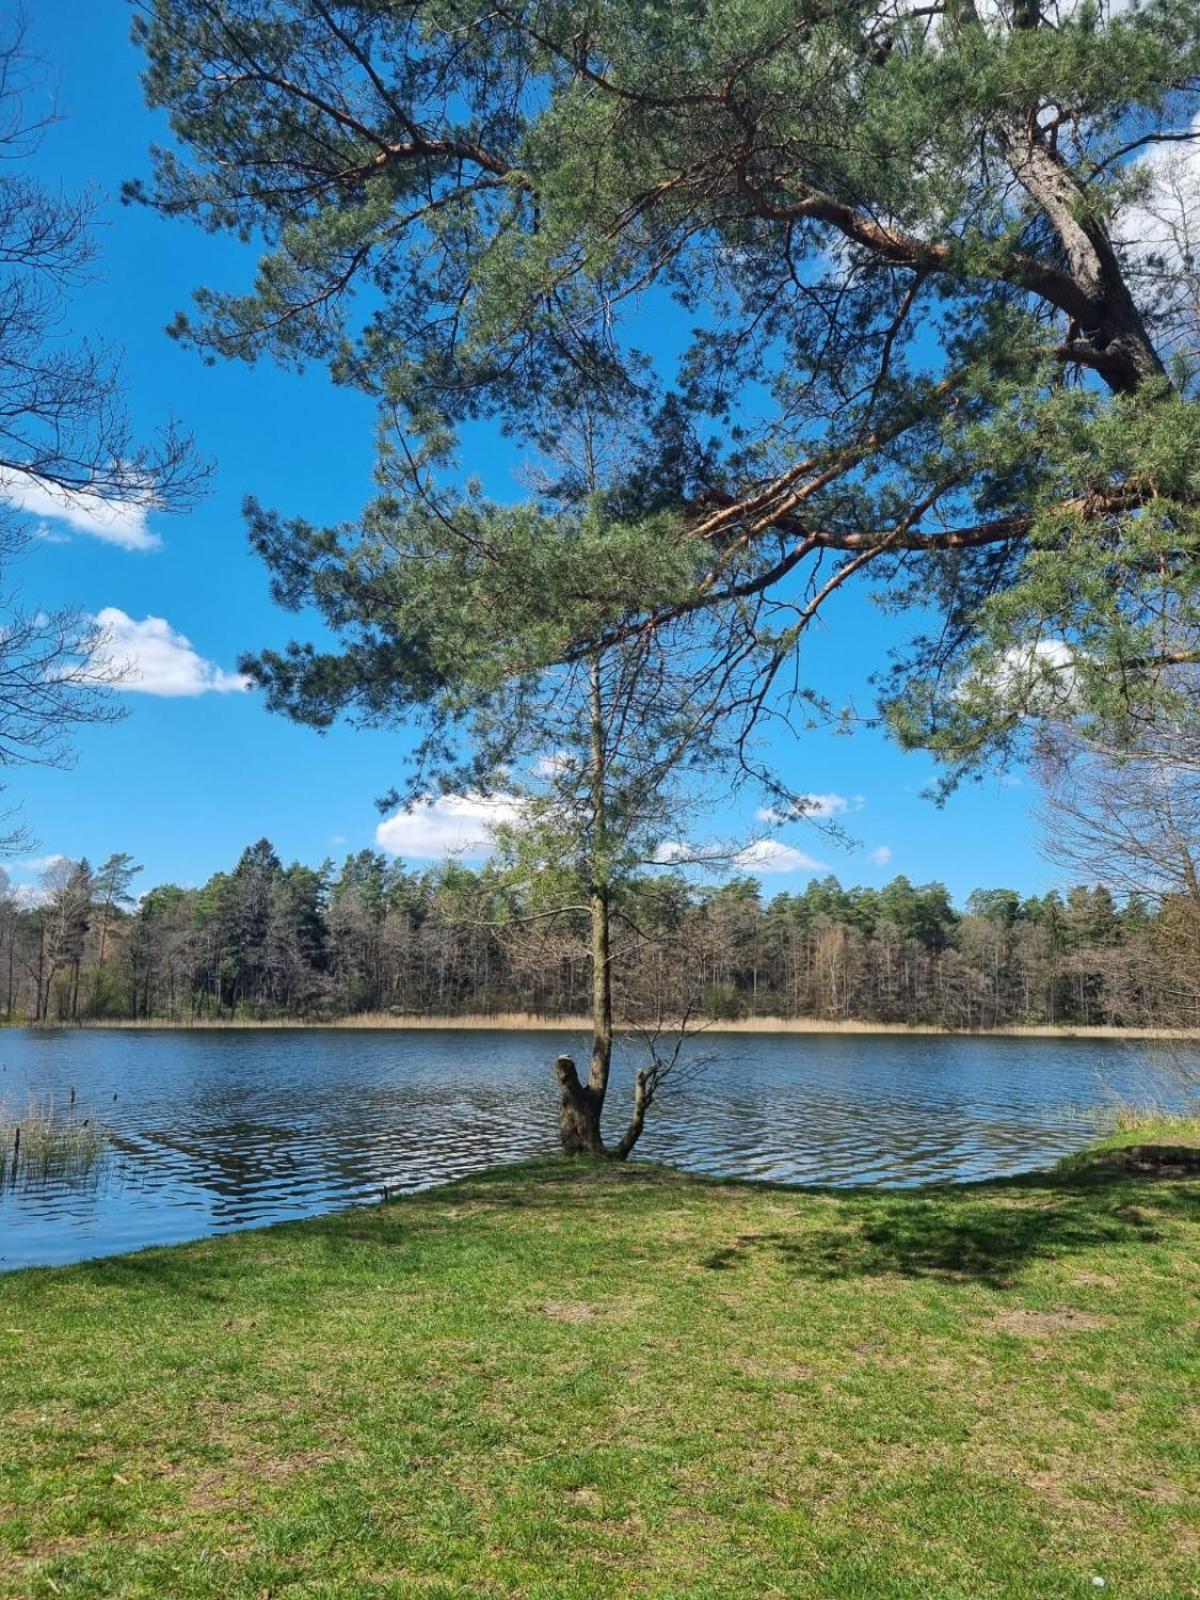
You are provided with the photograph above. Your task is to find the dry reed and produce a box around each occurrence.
[21,1013,1200,1039]
[0,1093,108,1184]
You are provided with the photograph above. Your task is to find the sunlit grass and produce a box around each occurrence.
[2,1123,1199,1597]
[1112,1102,1200,1133]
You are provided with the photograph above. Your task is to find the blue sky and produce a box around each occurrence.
[4,1,1056,904]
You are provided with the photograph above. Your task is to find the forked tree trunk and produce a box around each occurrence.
[554,1054,607,1155]
[554,1048,651,1160]
[551,837,649,1159]
[551,655,648,1160]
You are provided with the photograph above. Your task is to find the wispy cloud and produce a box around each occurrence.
[869,845,893,868]
[734,838,827,875]
[92,609,251,697]
[377,795,833,873]
[0,471,160,551]
[535,751,572,778]
[16,853,66,875]
[376,792,521,859]
[756,792,862,824]
[655,837,827,875]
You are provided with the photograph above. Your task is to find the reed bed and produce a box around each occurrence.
[0,1093,109,1185]
[23,1012,1200,1038]
[1112,1103,1200,1132]
[41,1011,593,1033]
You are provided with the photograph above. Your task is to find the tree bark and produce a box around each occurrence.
[551,654,651,1160]
[554,1054,607,1155]
[612,1068,650,1160]
[587,654,614,1109]
[551,653,619,1157]
[956,0,1165,395]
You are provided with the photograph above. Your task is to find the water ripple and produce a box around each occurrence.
[0,1028,1192,1270]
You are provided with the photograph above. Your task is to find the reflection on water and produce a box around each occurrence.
[0,1027,1190,1270]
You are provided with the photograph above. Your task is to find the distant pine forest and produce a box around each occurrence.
[5,839,1196,1032]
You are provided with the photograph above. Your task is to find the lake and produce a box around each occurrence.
[0,1027,1190,1271]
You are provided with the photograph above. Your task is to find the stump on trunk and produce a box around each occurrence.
[554,1055,606,1156]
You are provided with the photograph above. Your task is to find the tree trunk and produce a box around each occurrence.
[554,1054,607,1155]
[551,656,618,1156]
[551,654,649,1160]
[586,654,614,1108]
[612,1068,650,1160]
[35,926,46,1022]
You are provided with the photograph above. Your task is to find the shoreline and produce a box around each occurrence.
[8,1012,1199,1040]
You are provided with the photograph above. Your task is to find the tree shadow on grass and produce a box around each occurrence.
[328,1148,1200,1288]
[699,1149,1200,1287]
[237,1150,1200,1292]
[45,1149,1200,1300]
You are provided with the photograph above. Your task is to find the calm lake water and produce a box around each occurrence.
[0,1027,1191,1271]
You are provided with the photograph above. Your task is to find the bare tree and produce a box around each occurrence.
[0,14,205,848]
[1037,732,1200,908]
[35,856,91,1021]
[1037,728,1200,1022]
[0,16,200,533]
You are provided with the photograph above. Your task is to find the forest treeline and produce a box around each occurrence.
[6,839,1197,1030]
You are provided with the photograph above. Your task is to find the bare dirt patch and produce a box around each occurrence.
[1070,1271,1120,1290]
[989,1308,1114,1337]
[564,1486,603,1509]
[541,1301,596,1323]
[736,1357,815,1383]
[24,1528,182,1562]
[183,1448,341,1511]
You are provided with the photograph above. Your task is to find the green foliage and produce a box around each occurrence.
[134,0,1200,785]
[702,980,744,1020]
[3,840,1177,1028]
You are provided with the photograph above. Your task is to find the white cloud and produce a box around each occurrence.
[870,845,893,867]
[1111,109,1200,358]
[534,751,574,779]
[756,792,862,825]
[17,853,66,875]
[656,835,827,875]
[0,471,160,551]
[893,0,1132,31]
[996,638,1076,700]
[797,792,860,820]
[10,882,52,907]
[653,839,744,868]
[1116,116,1200,244]
[959,639,1077,713]
[6,854,69,904]
[91,609,252,697]
[376,791,521,859]
[733,839,828,875]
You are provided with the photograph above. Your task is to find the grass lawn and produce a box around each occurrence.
[2,1124,1198,1599]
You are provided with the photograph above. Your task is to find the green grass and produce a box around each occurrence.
[2,1125,1199,1599]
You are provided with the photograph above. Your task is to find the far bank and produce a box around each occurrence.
[11,1012,1200,1039]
